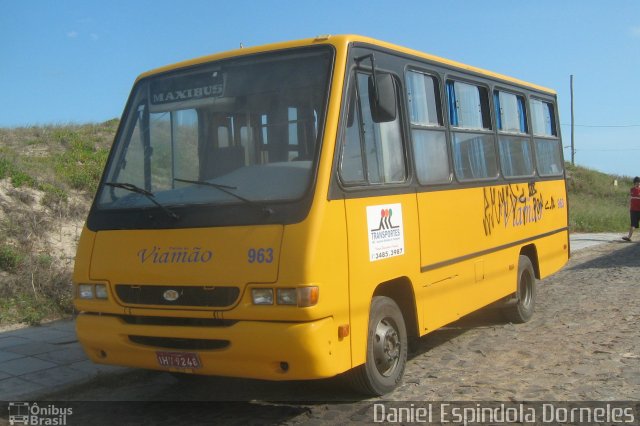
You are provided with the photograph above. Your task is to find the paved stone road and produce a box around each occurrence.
[286,240,640,424]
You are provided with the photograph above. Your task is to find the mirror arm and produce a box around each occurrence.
[355,53,379,103]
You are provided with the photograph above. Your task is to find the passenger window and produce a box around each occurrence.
[531,99,557,136]
[447,81,491,130]
[495,91,527,134]
[494,91,533,178]
[340,72,406,185]
[498,136,534,178]
[447,80,497,181]
[413,131,450,184]
[407,71,442,126]
[535,139,563,176]
[406,70,450,185]
[530,99,563,176]
[452,133,498,180]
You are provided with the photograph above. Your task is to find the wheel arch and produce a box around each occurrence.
[519,244,540,279]
[372,277,419,341]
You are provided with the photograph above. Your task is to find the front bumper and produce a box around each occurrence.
[76,313,341,380]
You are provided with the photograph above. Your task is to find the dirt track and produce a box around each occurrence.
[35,241,640,425]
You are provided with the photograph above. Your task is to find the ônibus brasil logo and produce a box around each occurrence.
[371,208,399,232]
[7,402,73,425]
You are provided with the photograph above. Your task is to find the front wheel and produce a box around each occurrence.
[502,255,537,323]
[347,296,407,395]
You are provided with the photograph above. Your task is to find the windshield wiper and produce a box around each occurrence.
[105,182,180,220]
[174,178,273,217]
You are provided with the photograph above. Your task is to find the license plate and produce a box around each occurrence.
[156,351,201,369]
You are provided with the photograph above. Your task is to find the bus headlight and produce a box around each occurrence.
[77,283,109,300]
[252,287,319,306]
[276,289,297,305]
[78,284,94,299]
[277,287,319,307]
[95,284,108,299]
[252,288,274,305]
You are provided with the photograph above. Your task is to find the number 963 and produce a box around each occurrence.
[248,248,273,264]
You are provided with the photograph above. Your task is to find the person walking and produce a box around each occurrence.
[622,176,640,241]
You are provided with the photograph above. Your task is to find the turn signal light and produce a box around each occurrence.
[296,286,319,307]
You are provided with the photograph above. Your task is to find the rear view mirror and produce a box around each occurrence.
[369,73,397,123]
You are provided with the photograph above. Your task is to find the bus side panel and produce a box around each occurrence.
[419,254,517,333]
[416,180,568,333]
[534,229,570,278]
[343,194,420,367]
[416,189,479,330]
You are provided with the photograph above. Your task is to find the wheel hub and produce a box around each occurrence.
[373,318,400,376]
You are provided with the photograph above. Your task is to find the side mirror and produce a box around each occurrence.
[369,73,397,123]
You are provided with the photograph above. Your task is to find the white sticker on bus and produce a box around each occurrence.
[367,203,405,262]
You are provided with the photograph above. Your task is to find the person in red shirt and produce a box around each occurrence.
[622,176,640,241]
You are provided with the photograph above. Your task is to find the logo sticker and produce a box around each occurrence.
[367,204,405,262]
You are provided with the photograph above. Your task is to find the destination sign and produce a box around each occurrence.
[150,71,224,105]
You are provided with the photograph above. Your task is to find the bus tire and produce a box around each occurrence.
[347,296,407,395]
[502,255,536,323]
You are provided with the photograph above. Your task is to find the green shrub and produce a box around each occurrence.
[0,294,59,325]
[0,157,10,179]
[54,138,109,192]
[0,245,22,272]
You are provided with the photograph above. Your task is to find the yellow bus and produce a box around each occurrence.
[73,35,569,395]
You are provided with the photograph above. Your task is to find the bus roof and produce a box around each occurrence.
[137,34,556,95]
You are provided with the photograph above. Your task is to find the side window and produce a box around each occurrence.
[117,104,146,187]
[495,91,527,134]
[447,81,491,130]
[340,84,365,183]
[340,72,406,185]
[406,70,450,184]
[531,99,557,136]
[407,71,441,126]
[534,139,563,176]
[494,90,534,178]
[447,80,497,181]
[531,99,563,176]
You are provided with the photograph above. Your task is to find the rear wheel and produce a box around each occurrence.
[502,255,536,323]
[347,296,407,395]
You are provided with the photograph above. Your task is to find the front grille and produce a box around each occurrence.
[115,285,240,307]
[129,335,230,350]
[120,315,237,327]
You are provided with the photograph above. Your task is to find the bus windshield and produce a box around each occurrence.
[95,47,332,218]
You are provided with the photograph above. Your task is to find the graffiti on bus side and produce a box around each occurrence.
[483,182,565,236]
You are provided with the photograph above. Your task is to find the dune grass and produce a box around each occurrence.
[565,163,632,232]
